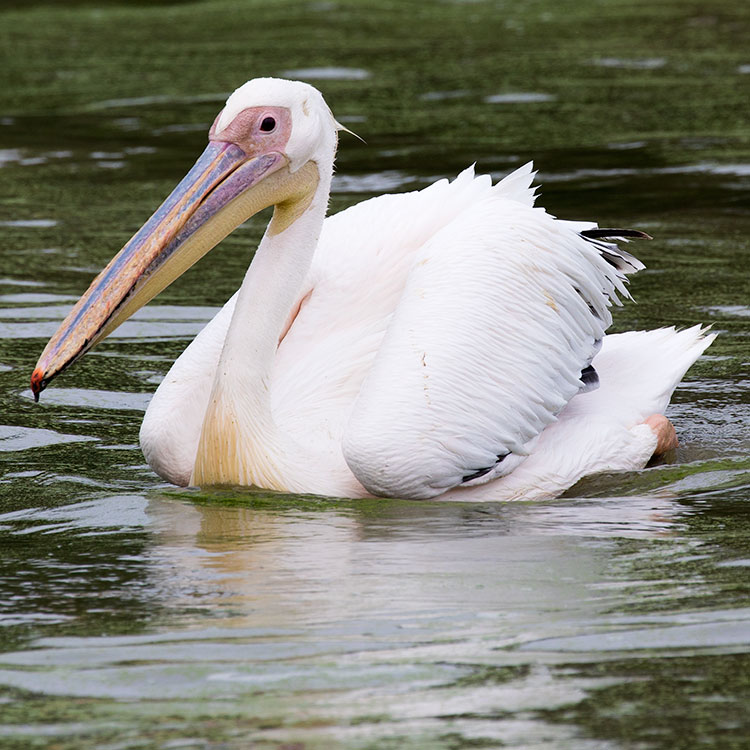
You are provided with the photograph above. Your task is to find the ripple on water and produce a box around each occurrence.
[0,149,74,169]
[520,610,750,652]
[27,388,151,412]
[607,140,649,150]
[0,495,149,534]
[592,57,666,69]
[484,92,556,104]
[0,219,57,228]
[702,305,750,319]
[281,67,371,80]
[332,170,415,193]
[512,495,684,539]
[0,655,459,701]
[0,303,216,340]
[83,92,229,111]
[536,161,750,184]
[0,292,74,304]
[129,305,219,321]
[0,304,73,320]
[0,278,45,288]
[420,90,470,101]
[0,613,74,627]
[0,425,96,452]
[112,116,141,130]
[0,149,23,166]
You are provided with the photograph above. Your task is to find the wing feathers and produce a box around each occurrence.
[344,166,645,499]
[492,161,538,205]
[580,229,648,276]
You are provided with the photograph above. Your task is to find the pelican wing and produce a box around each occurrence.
[343,167,643,499]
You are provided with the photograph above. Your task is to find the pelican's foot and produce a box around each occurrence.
[645,414,678,456]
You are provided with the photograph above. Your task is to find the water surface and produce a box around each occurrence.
[0,1,748,748]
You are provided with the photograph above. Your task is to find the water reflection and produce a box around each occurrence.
[0,492,747,746]
[128,492,713,649]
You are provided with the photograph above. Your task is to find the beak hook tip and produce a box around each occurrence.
[30,368,46,402]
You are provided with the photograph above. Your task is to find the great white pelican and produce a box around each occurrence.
[31,78,713,501]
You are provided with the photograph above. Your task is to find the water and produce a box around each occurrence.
[1,0,749,748]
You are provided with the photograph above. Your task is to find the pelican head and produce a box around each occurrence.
[31,78,338,399]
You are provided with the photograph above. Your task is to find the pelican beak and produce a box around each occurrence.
[31,138,296,400]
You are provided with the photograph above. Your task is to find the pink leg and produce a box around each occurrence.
[645,414,678,456]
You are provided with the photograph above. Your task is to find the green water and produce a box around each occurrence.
[1,1,749,748]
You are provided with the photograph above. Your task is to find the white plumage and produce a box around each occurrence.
[132,80,712,501]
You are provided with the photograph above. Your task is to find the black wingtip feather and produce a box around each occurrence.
[579,229,648,274]
[579,364,600,393]
[580,228,652,241]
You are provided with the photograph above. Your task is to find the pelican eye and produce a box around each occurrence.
[259,116,276,133]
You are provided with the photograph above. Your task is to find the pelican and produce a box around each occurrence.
[31,78,713,501]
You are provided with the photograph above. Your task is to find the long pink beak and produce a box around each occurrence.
[32,140,286,400]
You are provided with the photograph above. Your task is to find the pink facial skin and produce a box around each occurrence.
[209,106,293,157]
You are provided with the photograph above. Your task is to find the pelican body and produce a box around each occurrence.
[32,79,713,501]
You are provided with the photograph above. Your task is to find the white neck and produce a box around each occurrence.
[191,161,333,490]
